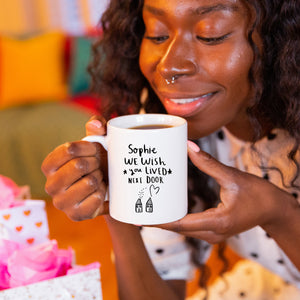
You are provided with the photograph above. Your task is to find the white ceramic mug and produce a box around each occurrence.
[82,114,187,225]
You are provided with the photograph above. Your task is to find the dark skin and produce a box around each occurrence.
[42,0,300,299]
[140,0,255,141]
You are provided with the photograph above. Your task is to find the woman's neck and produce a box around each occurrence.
[225,117,273,143]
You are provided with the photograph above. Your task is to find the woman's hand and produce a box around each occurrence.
[156,141,294,244]
[41,117,109,221]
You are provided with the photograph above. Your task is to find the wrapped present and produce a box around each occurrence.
[0,175,31,208]
[0,200,49,246]
[0,239,102,298]
[0,239,73,289]
[0,175,102,299]
[0,267,102,299]
[0,175,49,246]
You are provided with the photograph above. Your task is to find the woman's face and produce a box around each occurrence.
[139,0,254,139]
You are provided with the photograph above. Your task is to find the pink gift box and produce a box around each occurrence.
[0,200,49,246]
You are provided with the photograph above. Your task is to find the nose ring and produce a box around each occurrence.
[165,76,177,85]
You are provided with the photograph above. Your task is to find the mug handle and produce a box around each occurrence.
[81,135,109,201]
[82,135,108,150]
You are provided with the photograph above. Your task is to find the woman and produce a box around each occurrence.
[42,0,300,299]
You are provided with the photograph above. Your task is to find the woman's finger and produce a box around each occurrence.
[41,141,99,176]
[66,190,109,221]
[45,156,100,196]
[84,116,109,182]
[154,208,227,233]
[52,169,104,211]
[180,230,225,244]
[85,116,107,136]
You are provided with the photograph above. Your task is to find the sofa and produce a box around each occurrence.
[0,32,102,198]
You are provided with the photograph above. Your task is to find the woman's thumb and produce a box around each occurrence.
[187,140,230,184]
[85,116,107,136]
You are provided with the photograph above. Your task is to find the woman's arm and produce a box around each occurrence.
[157,141,300,271]
[105,216,186,300]
[42,118,187,300]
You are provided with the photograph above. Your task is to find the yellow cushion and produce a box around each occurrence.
[0,32,68,109]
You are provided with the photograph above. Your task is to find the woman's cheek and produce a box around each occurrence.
[139,42,163,78]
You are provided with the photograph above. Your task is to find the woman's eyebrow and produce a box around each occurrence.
[193,3,239,16]
[143,5,165,16]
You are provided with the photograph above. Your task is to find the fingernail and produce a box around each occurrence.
[187,140,200,152]
[88,120,102,129]
[92,207,101,219]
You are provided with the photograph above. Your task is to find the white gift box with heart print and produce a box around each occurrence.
[83,114,188,225]
[0,200,49,246]
[0,267,102,300]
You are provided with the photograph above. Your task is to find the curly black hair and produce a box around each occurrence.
[89,0,300,291]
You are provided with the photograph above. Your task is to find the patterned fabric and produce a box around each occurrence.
[187,260,300,300]
[141,226,196,280]
[218,128,300,287]
[141,128,300,298]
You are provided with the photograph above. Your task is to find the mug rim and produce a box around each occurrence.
[108,113,186,130]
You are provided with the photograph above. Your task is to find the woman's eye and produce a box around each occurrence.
[144,35,169,44]
[196,33,230,45]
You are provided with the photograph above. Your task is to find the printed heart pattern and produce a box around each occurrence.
[35,222,43,228]
[3,214,11,220]
[150,184,160,197]
[0,202,49,246]
[27,238,35,244]
[15,226,23,232]
[15,222,43,232]
[23,210,31,216]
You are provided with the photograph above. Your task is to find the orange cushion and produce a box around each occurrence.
[0,32,68,109]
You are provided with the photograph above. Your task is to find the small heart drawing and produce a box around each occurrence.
[3,214,11,220]
[27,238,35,244]
[150,184,160,197]
[15,226,23,232]
[23,210,31,216]
[35,222,43,228]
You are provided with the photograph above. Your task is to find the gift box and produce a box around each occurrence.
[0,200,49,246]
[0,176,102,299]
[0,267,102,299]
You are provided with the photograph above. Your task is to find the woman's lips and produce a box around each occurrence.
[162,92,215,117]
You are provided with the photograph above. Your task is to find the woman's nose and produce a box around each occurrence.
[157,36,197,81]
